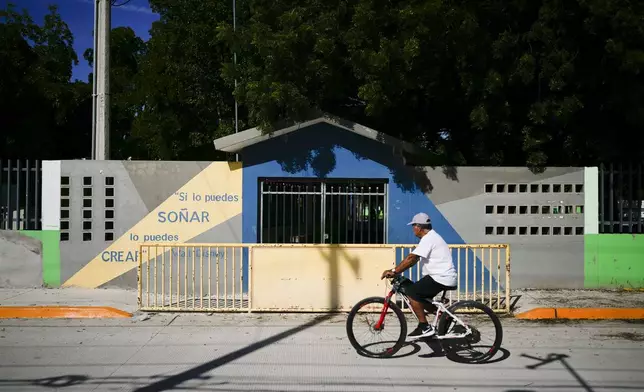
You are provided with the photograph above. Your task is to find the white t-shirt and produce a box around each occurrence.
[411,229,458,287]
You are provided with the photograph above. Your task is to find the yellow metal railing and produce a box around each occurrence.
[138,243,511,313]
[394,244,511,313]
[138,244,249,311]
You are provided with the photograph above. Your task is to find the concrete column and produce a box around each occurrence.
[41,161,61,231]
[94,0,110,160]
[584,167,599,234]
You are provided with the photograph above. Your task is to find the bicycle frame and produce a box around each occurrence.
[375,287,473,340]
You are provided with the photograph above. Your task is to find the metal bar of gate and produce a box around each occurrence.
[0,159,42,230]
[5,160,10,230]
[25,160,29,229]
[15,160,20,230]
[0,160,4,230]
[609,163,614,233]
[259,180,387,245]
[619,163,623,231]
[259,181,264,243]
[639,163,643,234]
[35,160,40,230]
[599,163,604,233]
[629,162,633,232]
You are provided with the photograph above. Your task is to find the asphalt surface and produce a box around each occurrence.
[1,313,643,392]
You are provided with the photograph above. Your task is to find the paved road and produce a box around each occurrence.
[1,313,643,392]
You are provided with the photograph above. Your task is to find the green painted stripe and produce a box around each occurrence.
[585,234,644,289]
[21,230,61,287]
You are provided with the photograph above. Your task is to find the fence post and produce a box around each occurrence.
[584,167,599,235]
[248,246,253,313]
[505,245,511,312]
[137,244,143,309]
[41,161,60,232]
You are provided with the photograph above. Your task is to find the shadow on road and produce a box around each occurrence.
[501,352,599,392]
[521,353,596,392]
[420,340,512,365]
[132,313,335,392]
[353,338,512,364]
[357,341,423,359]
[0,313,335,391]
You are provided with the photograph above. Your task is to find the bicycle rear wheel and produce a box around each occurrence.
[437,300,503,364]
[346,296,407,357]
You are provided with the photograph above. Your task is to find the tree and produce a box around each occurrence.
[7,0,640,168]
[0,3,91,159]
[217,0,644,170]
[130,0,239,160]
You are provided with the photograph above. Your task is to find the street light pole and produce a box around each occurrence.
[91,0,98,159]
[233,0,239,162]
[94,0,111,160]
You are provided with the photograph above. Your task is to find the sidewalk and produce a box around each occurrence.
[1,287,644,319]
[0,288,138,318]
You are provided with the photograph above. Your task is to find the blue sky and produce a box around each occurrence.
[13,0,159,82]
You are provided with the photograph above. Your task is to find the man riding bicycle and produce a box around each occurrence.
[381,212,458,338]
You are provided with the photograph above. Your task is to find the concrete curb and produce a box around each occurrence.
[515,307,644,320]
[0,306,132,319]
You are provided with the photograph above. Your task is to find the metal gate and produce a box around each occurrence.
[0,159,41,230]
[259,178,388,244]
[599,162,644,233]
[138,243,512,313]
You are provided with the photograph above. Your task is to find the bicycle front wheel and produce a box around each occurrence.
[437,300,503,364]
[346,296,407,357]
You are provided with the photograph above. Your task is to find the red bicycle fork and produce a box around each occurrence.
[374,291,394,330]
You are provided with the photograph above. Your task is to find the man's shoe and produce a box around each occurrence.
[408,324,435,339]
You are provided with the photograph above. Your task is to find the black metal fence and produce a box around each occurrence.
[259,178,388,244]
[0,159,42,230]
[599,163,643,234]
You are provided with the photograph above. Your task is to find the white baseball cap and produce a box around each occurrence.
[407,212,431,225]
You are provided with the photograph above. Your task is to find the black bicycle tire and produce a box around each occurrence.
[346,296,407,358]
[437,300,503,363]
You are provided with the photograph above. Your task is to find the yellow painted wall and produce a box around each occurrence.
[250,245,395,311]
[63,162,242,288]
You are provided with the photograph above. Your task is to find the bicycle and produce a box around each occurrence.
[346,274,503,363]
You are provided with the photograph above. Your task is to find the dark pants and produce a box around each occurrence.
[404,275,456,303]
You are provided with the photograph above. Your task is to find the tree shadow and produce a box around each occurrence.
[315,245,360,309]
[129,313,335,392]
[125,235,362,391]
[242,121,460,195]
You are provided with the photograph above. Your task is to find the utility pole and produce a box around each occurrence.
[233,0,239,162]
[94,0,111,160]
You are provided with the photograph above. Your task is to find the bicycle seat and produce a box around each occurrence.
[436,288,457,304]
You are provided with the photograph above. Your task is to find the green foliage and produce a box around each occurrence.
[1,0,644,169]
[129,0,239,160]
[0,3,90,159]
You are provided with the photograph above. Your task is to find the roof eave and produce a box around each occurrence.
[213,118,325,153]
[212,113,427,158]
